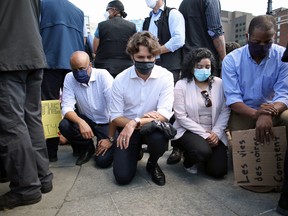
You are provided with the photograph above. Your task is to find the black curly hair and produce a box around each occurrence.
[181,48,216,89]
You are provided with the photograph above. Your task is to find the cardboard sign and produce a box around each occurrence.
[41,100,62,139]
[232,126,287,187]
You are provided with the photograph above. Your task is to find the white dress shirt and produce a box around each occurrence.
[146,4,185,53]
[61,68,114,124]
[110,65,174,121]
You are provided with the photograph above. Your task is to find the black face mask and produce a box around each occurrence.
[134,60,155,75]
[248,41,272,58]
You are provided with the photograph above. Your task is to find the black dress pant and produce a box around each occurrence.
[113,130,168,185]
[59,114,115,168]
[172,131,228,178]
[41,69,70,158]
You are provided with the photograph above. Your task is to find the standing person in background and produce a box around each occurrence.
[0,0,53,210]
[40,0,86,162]
[179,0,226,76]
[93,0,137,78]
[167,0,226,166]
[142,0,185,83]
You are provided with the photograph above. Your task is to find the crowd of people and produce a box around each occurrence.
[0,0,287,215]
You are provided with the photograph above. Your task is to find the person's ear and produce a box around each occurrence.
[245,32,249,43]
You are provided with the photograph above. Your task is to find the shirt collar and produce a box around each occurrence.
[149,4,165,16]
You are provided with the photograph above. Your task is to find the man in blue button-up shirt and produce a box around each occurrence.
[222,15,288,213]
[222,15,288,142]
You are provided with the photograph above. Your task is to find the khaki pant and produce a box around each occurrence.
[228,109,288,136]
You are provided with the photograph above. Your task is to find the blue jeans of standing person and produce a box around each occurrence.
[59,114,115,168]
[0,69,53,197]
[113,129,168,185]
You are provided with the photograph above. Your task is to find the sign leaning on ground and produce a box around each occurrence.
[41,100,62,139]
[232,126,287,187]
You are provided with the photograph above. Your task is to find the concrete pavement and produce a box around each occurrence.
[0,145,282,216]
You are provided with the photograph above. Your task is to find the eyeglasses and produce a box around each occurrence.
[201,90,212,107]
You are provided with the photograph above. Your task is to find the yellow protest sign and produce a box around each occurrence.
[41,100,62,139]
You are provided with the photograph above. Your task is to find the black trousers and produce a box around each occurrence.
[113,130,168,185]
[0,70,53,196]
[59,114,115,168]
[172,131,228,178]
[41,69,70,158]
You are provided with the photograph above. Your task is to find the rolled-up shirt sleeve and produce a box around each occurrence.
[165,9,185,52]
[205,0,224,39]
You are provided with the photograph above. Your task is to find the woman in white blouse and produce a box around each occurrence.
[172,48,230,178]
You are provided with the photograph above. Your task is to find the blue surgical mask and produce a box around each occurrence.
[194,68,211,82]
[145,0,157,9]
[73,69,90,84]
[134,60,155,75]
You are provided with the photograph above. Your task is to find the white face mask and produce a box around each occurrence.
[145,0,157,9]
[103,11,110,20]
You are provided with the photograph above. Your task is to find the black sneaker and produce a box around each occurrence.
[0,191,41,210]
[166,147,182,165]
[277,193,288,216]
[41,182,53,194]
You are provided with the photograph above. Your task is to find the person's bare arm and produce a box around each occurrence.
[93,37,100,55]
[213,35,226,60]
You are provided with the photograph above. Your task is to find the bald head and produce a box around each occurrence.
[70,51,90,71]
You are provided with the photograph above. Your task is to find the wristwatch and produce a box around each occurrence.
[134,118,141,128]
[108,137,114,143]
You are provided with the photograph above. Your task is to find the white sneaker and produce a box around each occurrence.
[184,164,198,174]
